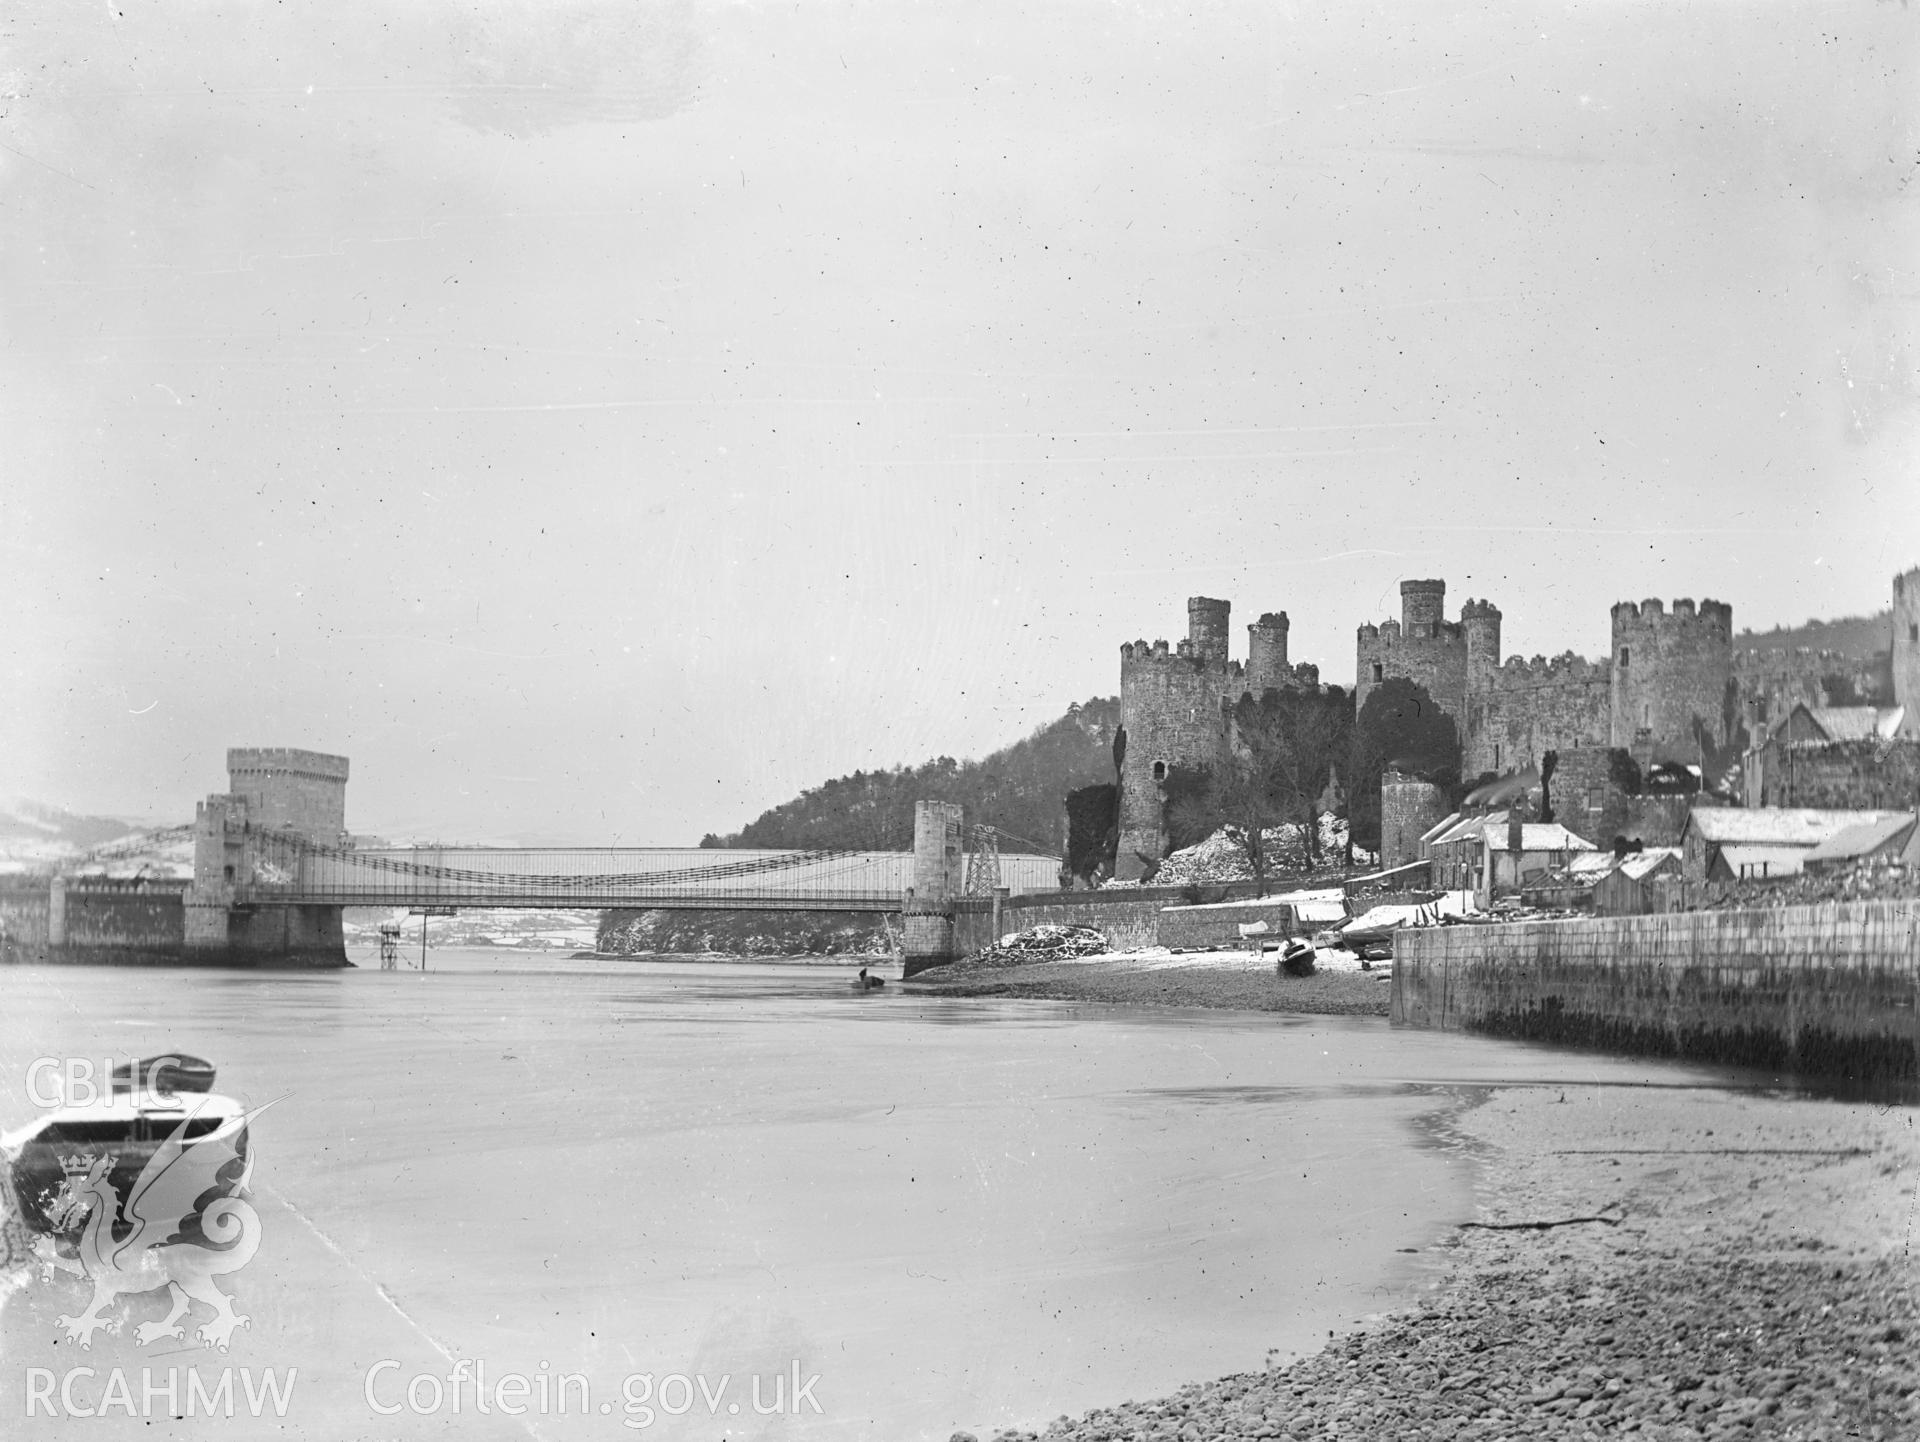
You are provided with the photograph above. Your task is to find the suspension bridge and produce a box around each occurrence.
[13,747,1059,971]
[239,835,1060,911]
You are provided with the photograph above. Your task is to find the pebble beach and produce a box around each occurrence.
[918,957,1920,1442]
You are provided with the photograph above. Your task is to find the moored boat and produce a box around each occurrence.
[1,1054,252,1238]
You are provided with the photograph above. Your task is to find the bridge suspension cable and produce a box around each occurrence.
[259,833,881,894]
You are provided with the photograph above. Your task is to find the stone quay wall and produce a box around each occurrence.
[0,877,191,965]
[1391,900,1920,1083]
[952,889,1184,956]
[1156,901,1309,951]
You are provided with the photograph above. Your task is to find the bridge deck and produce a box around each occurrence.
[239,844,1062,911]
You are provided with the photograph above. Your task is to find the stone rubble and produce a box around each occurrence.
[1707,856,1920,911]
[964,923,1112,968]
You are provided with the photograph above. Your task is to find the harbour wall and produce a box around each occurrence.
[1391,901,1920,1084]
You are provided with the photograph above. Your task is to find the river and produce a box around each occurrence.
[2,949,1752,1440]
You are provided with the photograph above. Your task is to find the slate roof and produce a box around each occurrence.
[1803,706,1906,742]
[1429,811,1502,847]
[1486,823,1598,853]
[1568,851,1620,876]
[1684,808,1906,846]
[1804,814,1918,865]
[1716,844,1810,878]
[1615,847,1683,881]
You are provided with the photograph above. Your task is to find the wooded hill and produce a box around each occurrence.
[699,697,1122,855]
[1734,609,1891,659]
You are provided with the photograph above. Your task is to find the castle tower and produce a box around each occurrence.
[1187,596,1231,666]
[1356,579,1469,728]
[1400,579,1447,639]
[1608,598,1734,759]
[1462,599,1503,694]
[1246,612,1291,695]
[1115,636,1231,879]
[1894,567,1920,730]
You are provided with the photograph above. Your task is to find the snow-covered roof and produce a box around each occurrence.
[1616,847,1682,881]
[1418,812,1464,845]
[1165,888,1345,913]
[1802,706,1906,742]
[1804,814,1917,865]
[1687,808,1906,846]
[1430,811,1502,847]
[1568,851,1620,875]
[1717,844,1808,878]
[1486,822,1597,853]
[1340,891,1479,935]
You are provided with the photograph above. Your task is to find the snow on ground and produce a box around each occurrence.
[1038,944,1384,975]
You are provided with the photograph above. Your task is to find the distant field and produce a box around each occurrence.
[1734,608,1891,658]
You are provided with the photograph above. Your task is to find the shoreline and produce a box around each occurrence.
[967,1078,1920,1441]
[904,950,1393,1016]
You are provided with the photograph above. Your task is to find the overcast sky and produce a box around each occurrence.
[4,0,1915,843]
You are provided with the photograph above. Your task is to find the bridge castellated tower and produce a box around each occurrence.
[1608,598,1734,760]
[1894,567,1920,731]
[185,747,352,965]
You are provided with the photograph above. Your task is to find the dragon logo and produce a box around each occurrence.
[36,1100,275,1352]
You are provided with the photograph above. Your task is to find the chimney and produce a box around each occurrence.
[1507,808,1524,859]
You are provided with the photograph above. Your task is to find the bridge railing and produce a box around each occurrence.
[237,839,1061,910]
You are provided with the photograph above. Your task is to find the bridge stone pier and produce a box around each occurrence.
[901,800,964,977]
[185,748,352,967]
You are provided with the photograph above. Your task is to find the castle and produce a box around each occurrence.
[1114,571,1919,881]
[1356,580,1737,779]
[1114,600,1324,877]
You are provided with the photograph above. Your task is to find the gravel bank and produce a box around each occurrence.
[904,953,1391,1016]
[960,1083,1920,1442]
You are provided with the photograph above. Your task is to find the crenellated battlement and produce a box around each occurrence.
[228,747,350,782]
[1610,597,1733,631]
[1459,598,1502,622]
[1120,637,1207,668]
[1485,650,1609,689]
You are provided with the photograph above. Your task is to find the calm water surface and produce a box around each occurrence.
[2,950,1751,1440]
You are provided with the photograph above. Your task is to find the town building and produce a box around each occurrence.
[1678,807,1910,884]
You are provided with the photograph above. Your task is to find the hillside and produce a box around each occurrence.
[1734,609,1891,659]
[701,697,1122,854]
[0,800,184,876]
